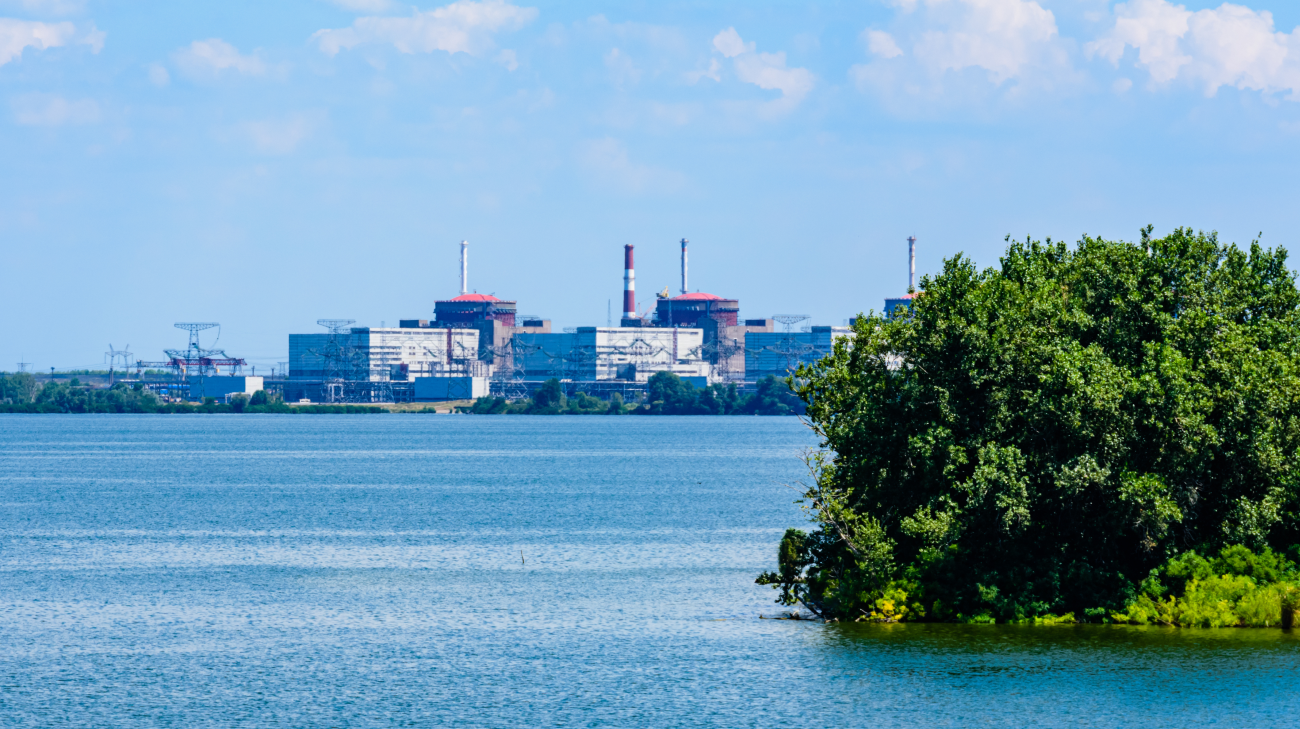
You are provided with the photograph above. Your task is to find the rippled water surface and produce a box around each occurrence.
[1,415,1297,727]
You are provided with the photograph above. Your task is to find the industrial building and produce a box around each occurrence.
[287,241,553,402]
[744,326,852,381]
[513,326,711,383]
[187,375,263,402]
[400,241,551,375]
[610,238,772,382]
[287,324,481,402]
[274,234,891,402]
[885,236,919,318]
[129,322,257,402]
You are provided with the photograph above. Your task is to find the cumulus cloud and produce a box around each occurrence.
[313,0,537,57]
[174,39,266,78]
[1087,0,1300,98]
[864,29,903,59]
[849,0,1074,107]
[0,18,103,66]
[604,47,639,87]
[11,93,99,125]
[146,63,170,87]
[711,27,751,58]
[323,0,395,11]
[908,0,1063,83]
[5,0,87,14]
[242,113,319,155]
[580,137,684,194]
[709,27,815,112]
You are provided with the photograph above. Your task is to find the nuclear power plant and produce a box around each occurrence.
[272,235,919,403]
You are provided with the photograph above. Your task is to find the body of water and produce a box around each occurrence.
[0,415,1297,727]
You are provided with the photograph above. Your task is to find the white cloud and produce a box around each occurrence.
[1086,0,1191,82]
[709,27,815,112]
[865,29,903,59]
[734,52,815,107]
[604,46,639,87]
[11,93,99,125]
[314,0,538,57]
[579,137,684,194]
[849,0,1073,106]
[5,0,86,15]
[910,0,1062,83]
[174,39,266,77]
[712,27,751,58]
[684,58,721,84]
[1088,0,1300,98]
[496,47,518,70]
[147,63,170,87]
[324,0,395,12]
[242,114,318,155]
[0,18,102,66]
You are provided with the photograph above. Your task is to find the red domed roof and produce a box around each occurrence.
[671,292,724,301]
[449,293,501,302]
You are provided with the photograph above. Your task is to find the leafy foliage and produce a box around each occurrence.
[0,376,383,414]
[467,374,805,416]
[762,228,1300,623]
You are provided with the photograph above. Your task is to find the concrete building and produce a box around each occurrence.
[513,327,711,382]
[745,326,852,381]
[288,327,480,402]
[884,293,916,318]
[414,376,489,401]
[401,293,550,375]
[185,375,263,402]
[643,240,772,381]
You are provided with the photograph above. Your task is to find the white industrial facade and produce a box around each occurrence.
[744,326,851,381]
[512,327,711,382]
[288,327,481,401]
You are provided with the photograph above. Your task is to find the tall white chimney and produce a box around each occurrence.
[681,238,689,296]
[460,240,468,295]
[908,235,916,293]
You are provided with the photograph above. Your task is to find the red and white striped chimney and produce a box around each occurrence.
[622,244,636,322]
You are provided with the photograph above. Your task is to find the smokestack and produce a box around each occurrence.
[460,240,468,295]
[681,238,688,295]
[623,244,636,322]
[908,235,916,293]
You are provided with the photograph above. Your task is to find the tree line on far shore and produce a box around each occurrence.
[0,375,384,414]
[0,371,805,415]
[467,373,804,415]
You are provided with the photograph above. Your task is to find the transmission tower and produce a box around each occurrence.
[104,344,133,387]
[175,323,219,351]
[766,315,816,378]
[485,340,534,399]
[773,315,810,333]
[310,319,361,403]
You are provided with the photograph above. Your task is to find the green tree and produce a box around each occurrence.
[606,392,626,414]
[532,378,565,413]
[761,228,1300,622]
[639,371,699,414]
[740,376,805,415]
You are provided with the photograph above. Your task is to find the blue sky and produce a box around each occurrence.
[4,0,1300,372]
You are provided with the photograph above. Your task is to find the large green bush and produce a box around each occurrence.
[761,228,1300,623]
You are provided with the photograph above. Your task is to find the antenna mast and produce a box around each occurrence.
[908,235,916,293]
[460,240,468,296]
[681,238,689,295]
